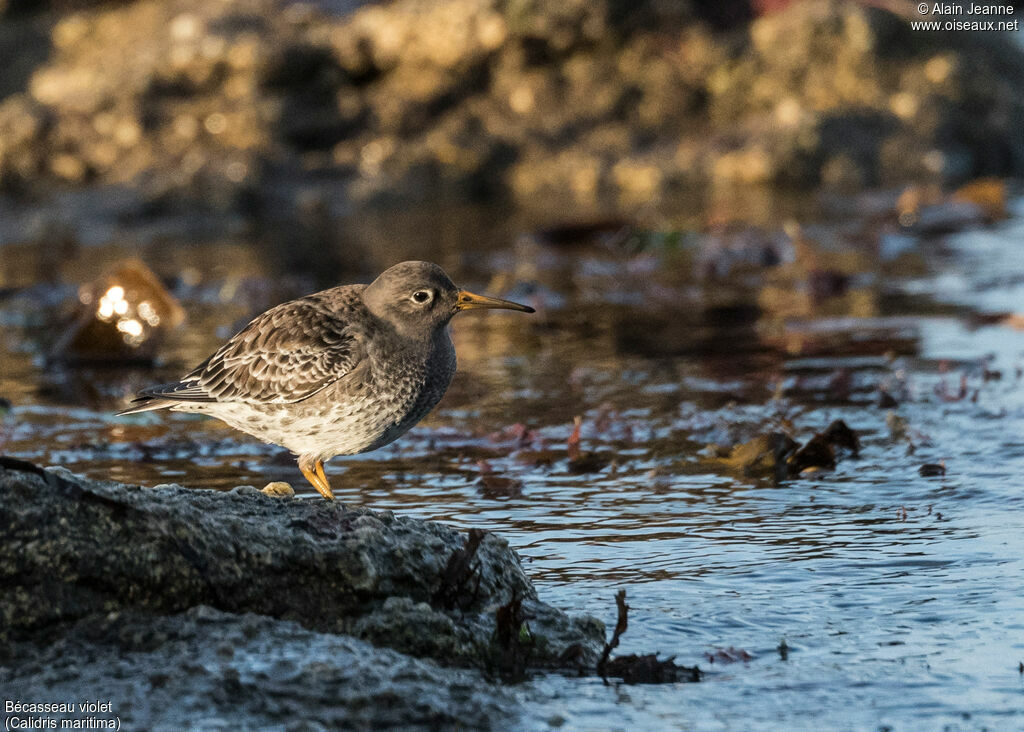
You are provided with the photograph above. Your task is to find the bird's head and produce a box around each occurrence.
[363,261,534,337]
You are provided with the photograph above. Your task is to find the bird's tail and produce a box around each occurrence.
[118,379,212,415]
[117,396,177,415]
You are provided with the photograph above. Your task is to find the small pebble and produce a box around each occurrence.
[261,481,294,497]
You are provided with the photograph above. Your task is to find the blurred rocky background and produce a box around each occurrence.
[0,0,1021,223]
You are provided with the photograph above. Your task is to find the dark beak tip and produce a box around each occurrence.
[522,305,536,314]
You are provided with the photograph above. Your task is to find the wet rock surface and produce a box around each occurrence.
[0,607,517,730]
[0,0,1022,212]
[0,457,605,672]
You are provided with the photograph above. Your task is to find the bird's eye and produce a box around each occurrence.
[411,290,432,304]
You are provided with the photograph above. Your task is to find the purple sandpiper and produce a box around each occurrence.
[120,261,534,498]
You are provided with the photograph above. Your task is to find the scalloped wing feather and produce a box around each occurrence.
[128,291,367,409]
[188,296,361,403]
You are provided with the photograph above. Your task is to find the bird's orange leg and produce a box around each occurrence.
[299,455,335,500]
[315,460,331,493]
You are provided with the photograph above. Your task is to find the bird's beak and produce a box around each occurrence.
[456,290,535,313]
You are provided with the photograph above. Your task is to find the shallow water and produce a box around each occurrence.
[3,190,1024,729]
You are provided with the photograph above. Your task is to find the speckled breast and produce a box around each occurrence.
[356,328,457,454]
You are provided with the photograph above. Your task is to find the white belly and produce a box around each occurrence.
[174,395,413,459]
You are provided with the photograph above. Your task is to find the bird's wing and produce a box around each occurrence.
[146,295,365,405]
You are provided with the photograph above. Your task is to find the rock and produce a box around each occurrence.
[0,607,517,730]
[708,0,1024,189]
[260,480,294,497]
[1,0,1022,210]
[716,432,798,481]
[0,0,284,200]
[0,457,604,670]
[49,259,185,364]
[707,419,860,480]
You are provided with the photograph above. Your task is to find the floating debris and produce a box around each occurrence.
[475,460,524,499]
[567,416,609,474]
[513,449,558,469]
[488,422,539,449]
[886,411,909,443]
[786,431,838,474]
[51,260,185,364]
[982,369,1002,382]
[935,374,969,403]
[707,420,860,480]
[603,653,700,684]
[597,590,700,684]
[787,419,859,477]
[825,367,853,401]
[877,389,899,408]
[712,432,798,481]
[705,647,754,664]
[919,463,947,477]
